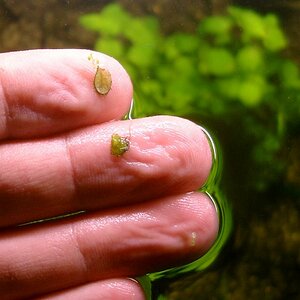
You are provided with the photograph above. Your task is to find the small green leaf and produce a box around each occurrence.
[127,45,157,68]
[198,47,235,76]
[165,80,196,114]
[280,60,300,88]
[95,37,125,59]
[173,57,197,78]
[238,76,266,106]
[111,134,130,156]
[80,3,130,36]
[80,13,105,32]
[167,33,199,54]
[164,39,180,60]
[124,17,160,45]
[228,6,266,41]
[216,77,240,99]
[99,3,131,28]
[140,80,162,97]
[199,16,232,35]
[198,16,233,44]
[237,46,263,72]
[263,14,287,51]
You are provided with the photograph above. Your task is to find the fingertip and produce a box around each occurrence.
[162,191,219,256]
[84,50,133,121]
[0,49,133,139]
[194,192,219,251]
[128,116,214,189]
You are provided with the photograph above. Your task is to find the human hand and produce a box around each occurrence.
[0,49,218,299]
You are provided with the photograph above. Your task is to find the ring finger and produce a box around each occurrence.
[0,192,218,299]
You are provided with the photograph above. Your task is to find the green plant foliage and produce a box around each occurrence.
[80,4,300,191]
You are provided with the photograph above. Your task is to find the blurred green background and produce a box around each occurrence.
[1,0,299,299]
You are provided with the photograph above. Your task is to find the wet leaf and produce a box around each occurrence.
[111,133,130,156]
[94,66,112,95]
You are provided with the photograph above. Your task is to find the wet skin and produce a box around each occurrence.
[0,49,218,299]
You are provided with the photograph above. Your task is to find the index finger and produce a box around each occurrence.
[0,49,133,139]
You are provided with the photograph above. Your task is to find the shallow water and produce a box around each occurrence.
[127,94,232,299]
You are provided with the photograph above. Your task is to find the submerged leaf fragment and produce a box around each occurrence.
[111,133,130,156]
[94,66,112,95]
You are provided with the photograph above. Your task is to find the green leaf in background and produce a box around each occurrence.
[173,56,197,79]
[95,37,125,58]
[263,14,287,51]
[198,15,233,45]
[80,3,300,192]
[163,37,181,60]
[79,13,104,32]
[127,44,157,68]
[280,60,300,88]
[237,75,266,106]
[124,17,160,45]
[165,79,196,113]
[215,77,240,100]
[80,4,130,36]
[198,47,235,76]
[237,46,263,72]
[228,6,266,41]
[166,33,199,55]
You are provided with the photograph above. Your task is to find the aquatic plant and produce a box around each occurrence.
[80,3,300,191]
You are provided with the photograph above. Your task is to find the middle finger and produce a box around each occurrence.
[0,116,212,228]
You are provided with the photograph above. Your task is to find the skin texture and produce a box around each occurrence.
[37,279,145,300]
[0,49,218,299]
